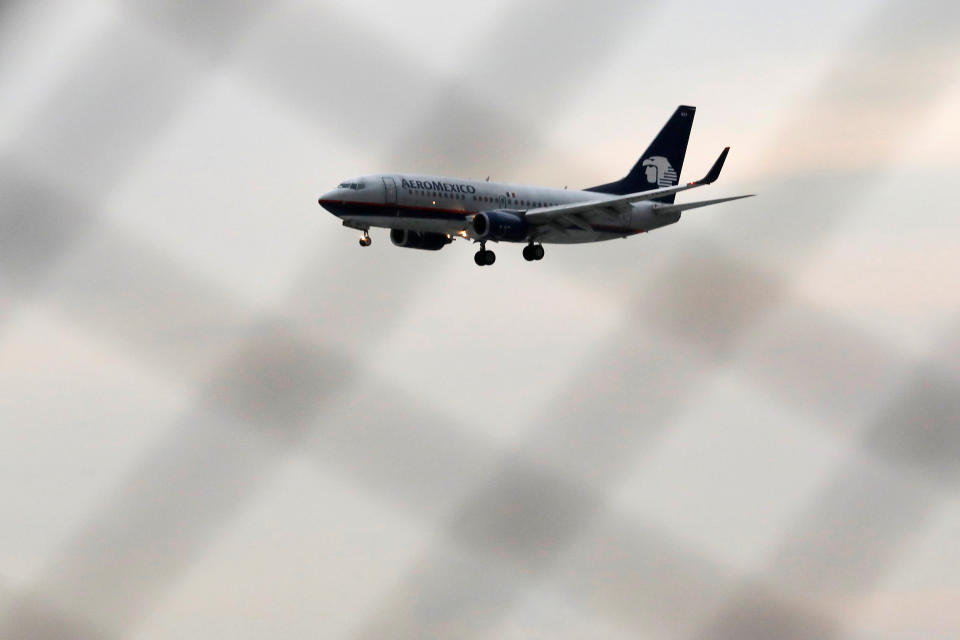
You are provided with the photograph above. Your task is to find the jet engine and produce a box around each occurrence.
[468,210,529,242]
[390,229,452,251]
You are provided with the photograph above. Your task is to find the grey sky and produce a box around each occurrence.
[1,0,959,638]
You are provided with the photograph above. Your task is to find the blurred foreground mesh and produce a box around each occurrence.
[1,1,959,638]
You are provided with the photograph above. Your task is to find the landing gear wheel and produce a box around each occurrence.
[474,247,496,267]
[524,244,544,261]
[358,231,372,247]
[474,242,496,267]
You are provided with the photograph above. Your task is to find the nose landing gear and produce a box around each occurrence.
[359,230,372,247]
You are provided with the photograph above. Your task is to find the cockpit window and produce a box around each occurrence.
[337,181,366,190]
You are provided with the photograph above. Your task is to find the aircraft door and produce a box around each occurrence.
[382,176,397,207]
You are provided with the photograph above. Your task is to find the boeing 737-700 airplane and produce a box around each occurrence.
[318,106,751,266]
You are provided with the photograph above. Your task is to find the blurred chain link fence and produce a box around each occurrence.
[1,0,959,638]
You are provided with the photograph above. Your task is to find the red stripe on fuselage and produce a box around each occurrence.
[317,199,474,216]
[317,199,647,236]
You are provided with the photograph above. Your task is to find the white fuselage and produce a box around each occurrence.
[319,173,662,244]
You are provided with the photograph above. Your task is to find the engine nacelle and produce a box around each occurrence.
[469,210,529,242]
[390,228,452,251]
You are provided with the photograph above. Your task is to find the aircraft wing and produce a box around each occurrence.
[650,194,754,215]
[525,147,733,229]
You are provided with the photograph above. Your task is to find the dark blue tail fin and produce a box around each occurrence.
[586,105,695,204]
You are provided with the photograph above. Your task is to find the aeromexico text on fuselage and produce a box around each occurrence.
[401,178,477,194]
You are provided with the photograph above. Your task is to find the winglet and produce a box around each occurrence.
[698,147,729,185]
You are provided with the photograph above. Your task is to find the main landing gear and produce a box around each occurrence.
[474,242,496,266]
[474,242,544,266]
[358,230,372,247]
[522,243,545,262]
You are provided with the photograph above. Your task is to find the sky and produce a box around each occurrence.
[1,0,959,638]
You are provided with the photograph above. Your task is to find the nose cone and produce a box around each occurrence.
[318,191,341,216]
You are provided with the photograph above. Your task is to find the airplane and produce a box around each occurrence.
[318,106,752,267]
